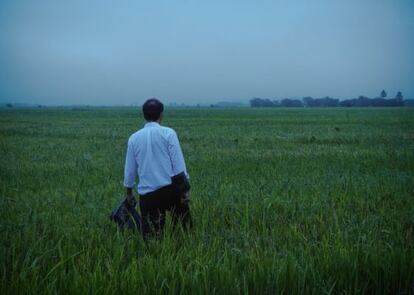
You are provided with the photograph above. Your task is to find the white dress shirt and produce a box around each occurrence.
[123,122,188,195]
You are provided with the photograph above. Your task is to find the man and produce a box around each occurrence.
[123,98,192,238]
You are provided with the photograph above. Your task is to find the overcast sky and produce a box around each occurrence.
[0,0,413,105]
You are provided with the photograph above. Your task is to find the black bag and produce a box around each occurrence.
[110,197,142,232]
[171,171,190,194]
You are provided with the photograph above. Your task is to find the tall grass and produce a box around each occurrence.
[1,107,413,294]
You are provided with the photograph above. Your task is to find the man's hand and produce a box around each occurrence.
[127,194,136,206]
[181,191,190,205]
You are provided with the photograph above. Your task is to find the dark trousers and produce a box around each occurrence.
[139,184,192,238]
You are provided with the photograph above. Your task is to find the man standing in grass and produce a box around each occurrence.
[123,98,192,238]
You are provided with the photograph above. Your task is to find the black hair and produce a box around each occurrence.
[142,98,164,121]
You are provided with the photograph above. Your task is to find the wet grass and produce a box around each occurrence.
[1,107,413,294]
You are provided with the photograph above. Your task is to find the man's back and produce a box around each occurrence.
[124,121,188,195]
[123,98,192,238]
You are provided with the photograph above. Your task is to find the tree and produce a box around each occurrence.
[302,97,314,107]
[381,90,387,98]
[249,98,275,107]
[356,96,371,106]
[6,103,13,108]
[280,99,303,107]
[396,91,403,100]
[320,96,339,107]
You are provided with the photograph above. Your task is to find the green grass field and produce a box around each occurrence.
[1,107,413,294]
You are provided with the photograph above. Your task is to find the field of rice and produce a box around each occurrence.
[1,107,413,294]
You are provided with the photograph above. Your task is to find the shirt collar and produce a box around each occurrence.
[144,121,160,128]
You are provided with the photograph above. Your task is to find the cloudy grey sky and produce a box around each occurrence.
[0,0,413,105]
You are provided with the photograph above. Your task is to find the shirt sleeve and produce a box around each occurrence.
[168,130,189,178]
[123,138,138,188]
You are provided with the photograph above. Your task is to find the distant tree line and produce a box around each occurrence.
[250,90,409,107]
